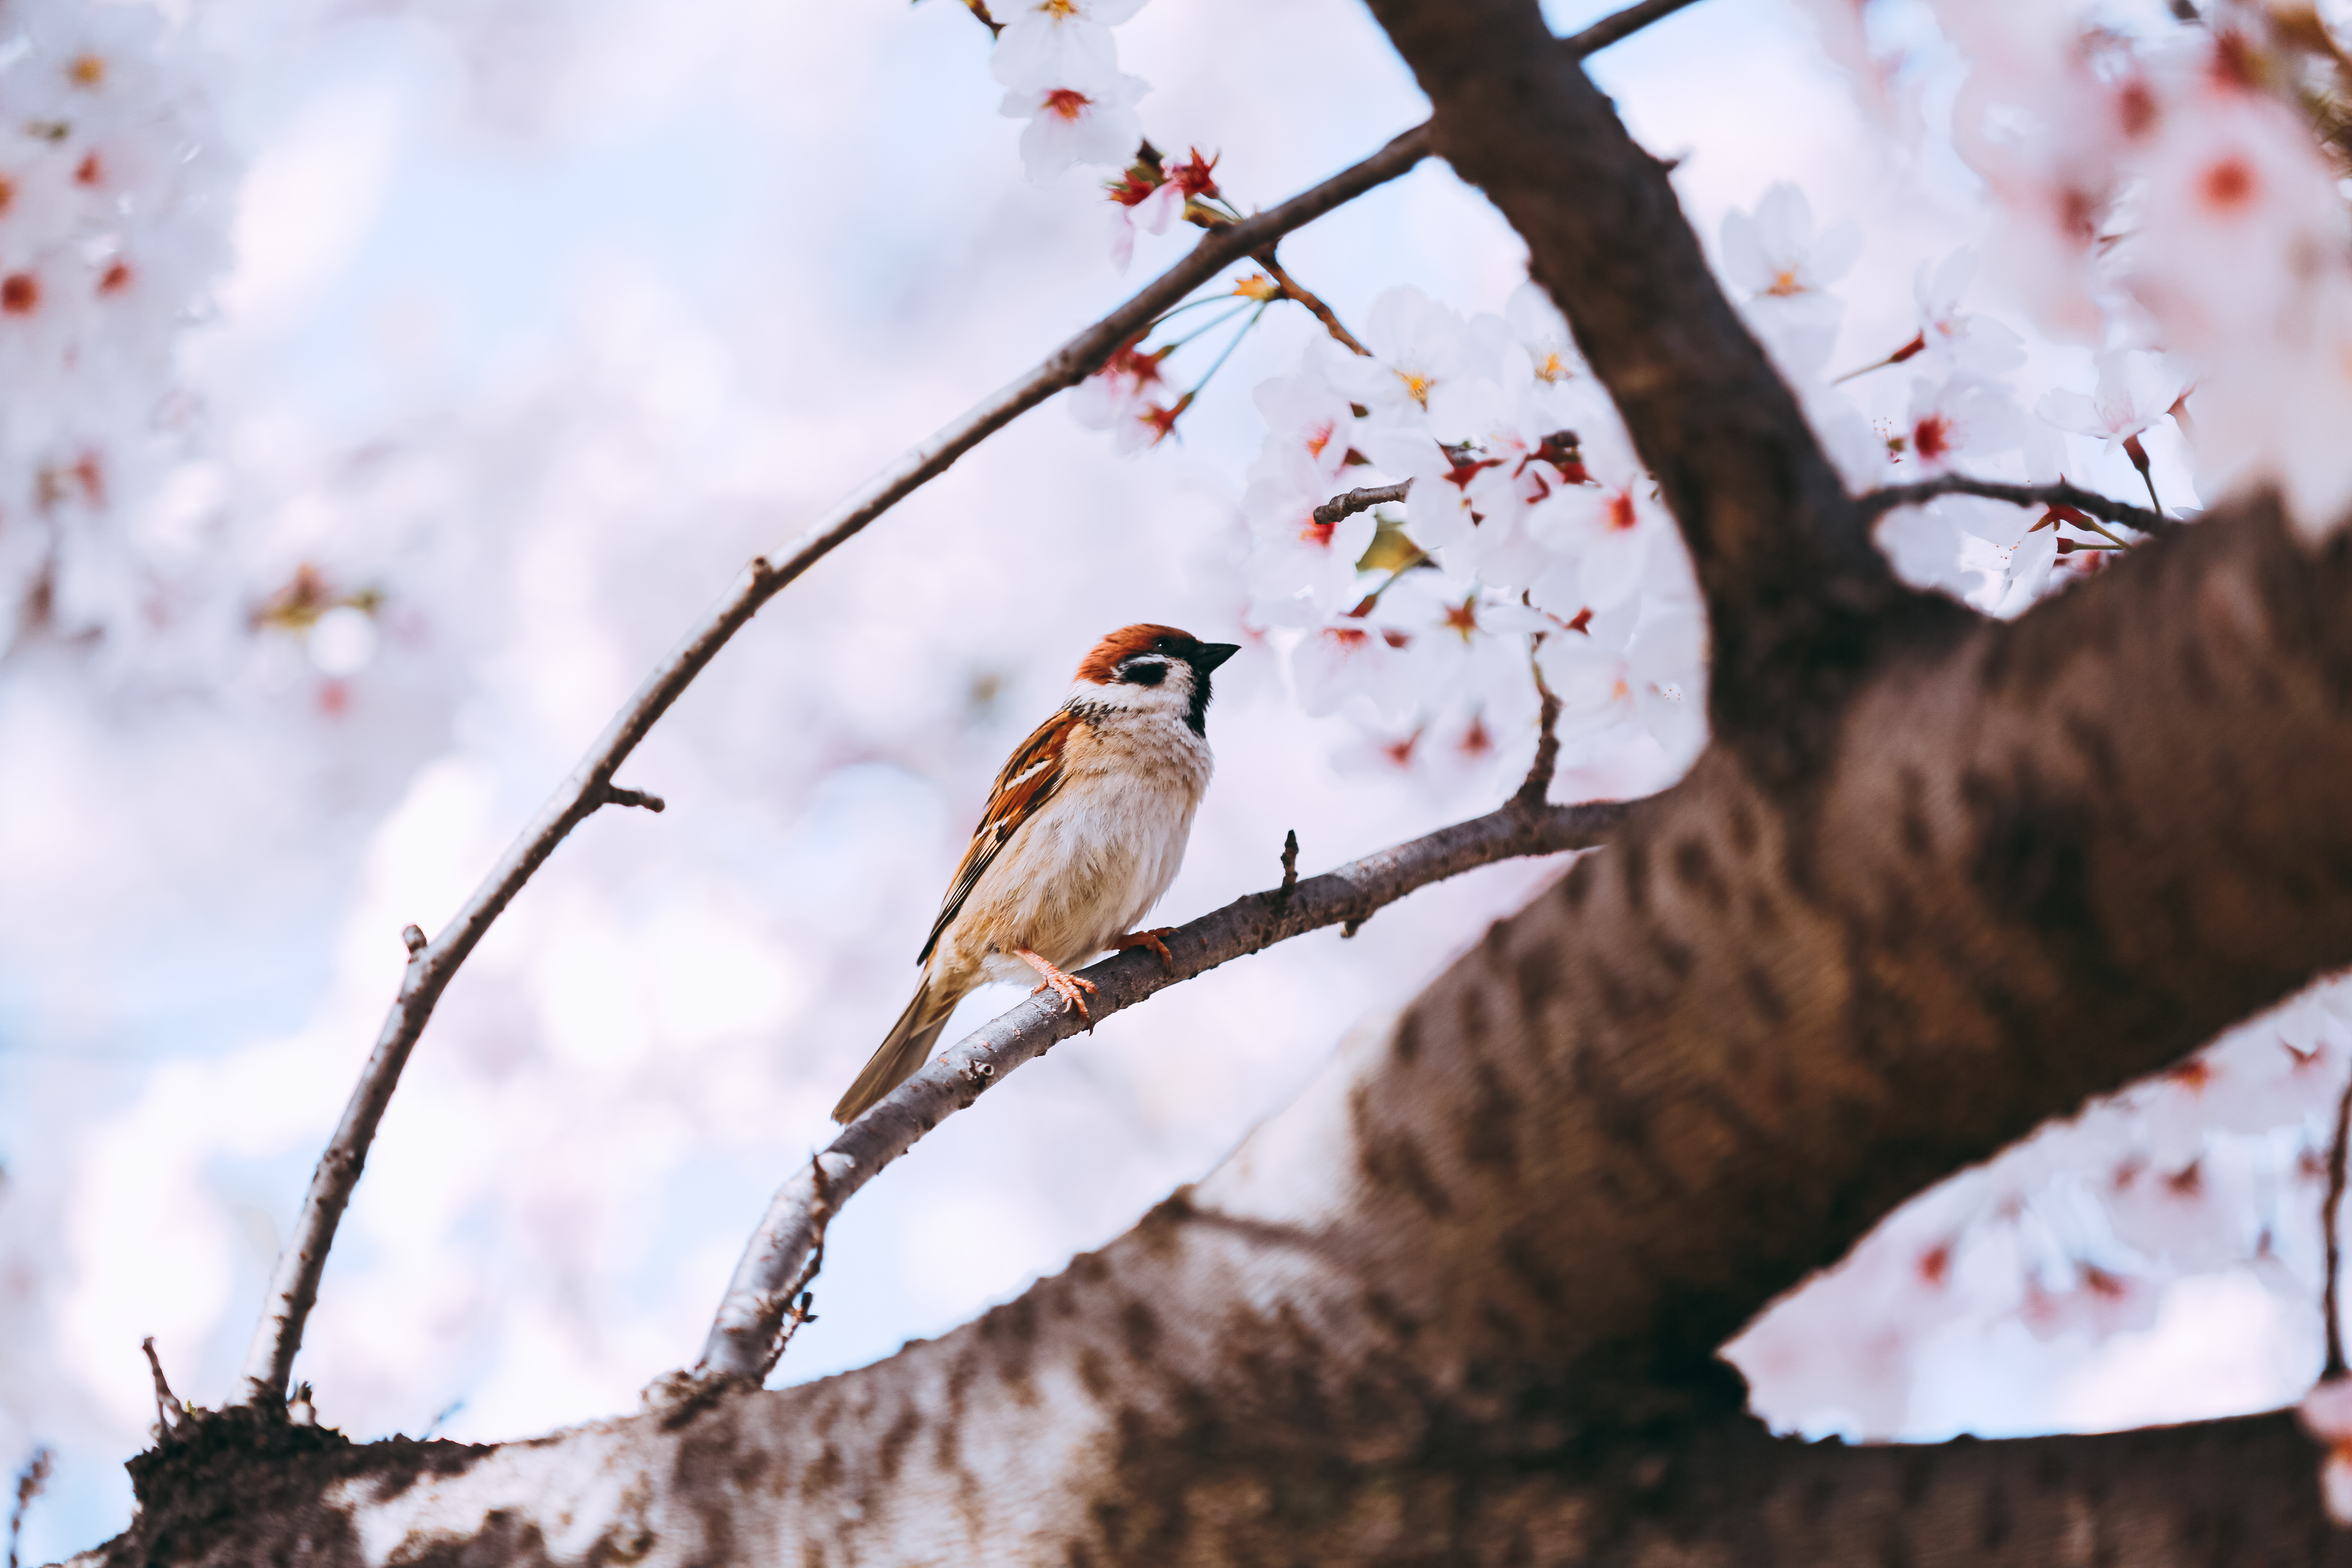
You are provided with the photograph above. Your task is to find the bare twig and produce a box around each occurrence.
[952,0,1004,36]
[601,784,666,813]
[1513,641,1564,811]
[1858,476,2170,535]
[143,1338,186,1437]
[8,1447,51,1568]
[1565,0,1708,51]
[1315,481,1414,525]
[1252,249,1370,356]
[695,790,1646,1384]
[1278,829,1300,900]
[234,120,1437,1414]
[238,0,1714,1410]
[2325,1071,2352,1380]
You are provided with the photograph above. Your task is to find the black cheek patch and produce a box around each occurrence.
[1125,662,1167,687]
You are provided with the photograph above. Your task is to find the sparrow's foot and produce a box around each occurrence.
[1016,949,1098,1022]
[1110,928,1178,968]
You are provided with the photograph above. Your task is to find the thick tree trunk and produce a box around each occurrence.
[77,2,2352,1562]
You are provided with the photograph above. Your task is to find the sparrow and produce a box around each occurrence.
[831,624,1239,1123]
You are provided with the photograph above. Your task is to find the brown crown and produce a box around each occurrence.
[1074,624,1198,685]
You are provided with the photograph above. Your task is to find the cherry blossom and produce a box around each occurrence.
[1894,372,2027,475]
[1069,341,1173,434]
[1103,175,1181,270]
[1722,181,1862,374]
[1000,76,1147,181]
[1499,281,1587,418]
[2036,349,2183,451]
[1333,285,1478,421]
[1911,248,2025,377]
[988,0,1148,95]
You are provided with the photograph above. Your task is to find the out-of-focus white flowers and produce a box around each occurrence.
[0,0,237,656]
[1724,181,1861,375]
[2036,350,2185,451]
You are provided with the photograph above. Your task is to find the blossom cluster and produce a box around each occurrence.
[0,0,235,655]
[1735,971,2352,1441]
[1915,0,2352,534]
[1726,180,2187,619]
[1181,145,2217,799]
[1217,282,1708,795]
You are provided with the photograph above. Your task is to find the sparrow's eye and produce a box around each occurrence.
[1122,659,1167,687]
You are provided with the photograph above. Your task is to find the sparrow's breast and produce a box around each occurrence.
[960,713,1212,978]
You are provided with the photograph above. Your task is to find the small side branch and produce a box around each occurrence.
[1858,476,2170,535]
[1252,249,1370,356]
[693,790,1647,1385]
[1315,481,1413,525]
[600,784,666,813]
[1564,0,1708,50]
[1513,643,1564,811]
[142,1338,186,1438]
[8,1446,51,1568]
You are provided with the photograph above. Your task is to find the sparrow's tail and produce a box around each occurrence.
[831,978,964,1124]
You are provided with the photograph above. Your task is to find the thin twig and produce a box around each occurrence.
[233,118,1437,1414]
[1252,249,1371,356]
[1564,0,1708,51]
[8,1448,51,1568]
[142,1338,186,1437]
[2325,1070,2352,1380]
[1278,829,1300,900]
[1315,481,1413,525]
[238,0,1712,1410]
[1856,476,2170,535]
[694,790,1648,1384]
[601,784,666,813]
[1513,639,1564,811]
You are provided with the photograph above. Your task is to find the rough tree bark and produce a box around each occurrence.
[74,2,2352,1563]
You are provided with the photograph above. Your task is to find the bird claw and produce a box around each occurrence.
[1018,950,1097,1023]
[1111,928,1178,968]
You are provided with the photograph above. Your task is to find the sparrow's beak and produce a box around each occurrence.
[1197,642,1241,671]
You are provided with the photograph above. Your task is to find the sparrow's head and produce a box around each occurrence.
[1074,623,1241,735]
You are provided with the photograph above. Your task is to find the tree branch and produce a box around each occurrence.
[1252,248,1370,355]
[689,792,1639,1384]
[229,124,1440,1412]
[232,0,1713,1413]
[1512,639,1564,810]
[1314,480,1413,524]
[1860,475,2172,535]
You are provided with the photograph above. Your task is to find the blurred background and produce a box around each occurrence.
[0,0,2341,1558]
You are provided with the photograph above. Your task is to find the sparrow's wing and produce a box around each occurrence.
[918,705,1081,965]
